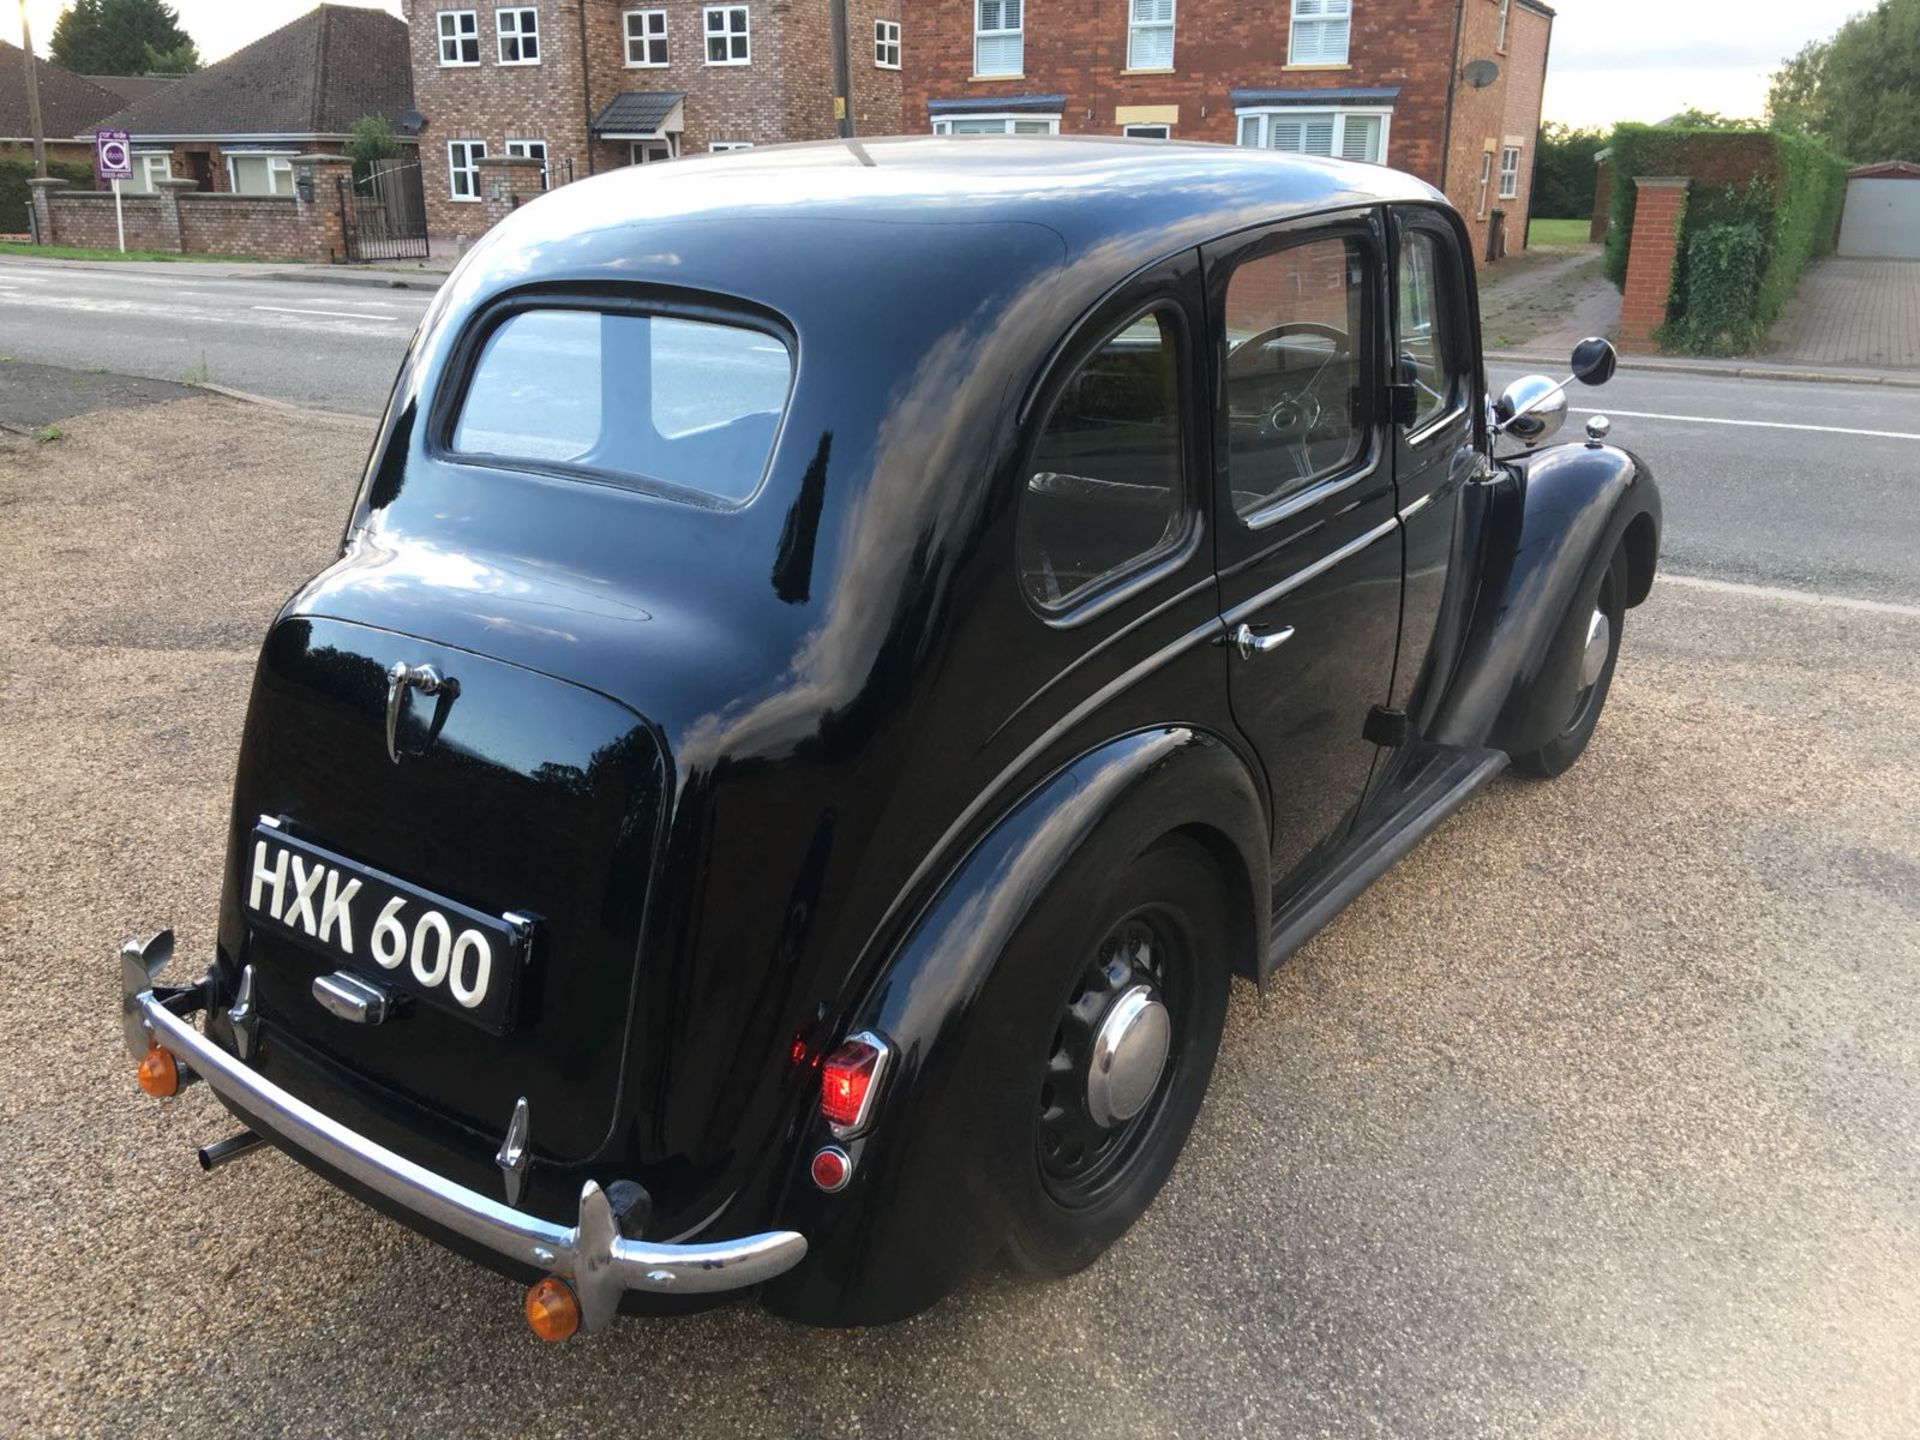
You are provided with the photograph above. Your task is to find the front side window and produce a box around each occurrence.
[1221,235,1369,517]
[505,138,548,188]
[1396,228,1463,432]
[1288,0,1350,64]
[625,8,668,64]
[448,139,487,200]
[438,9,479,64]
[1237,108,1385,163]
[1498,145,1520,198]
[704,5,750,63]
[974,0,1022,76]
[453,309,792,504]
[497,7,539,62]
[1127,0,1174,69]
[874,18,901,67]
[1020,310,1185,609]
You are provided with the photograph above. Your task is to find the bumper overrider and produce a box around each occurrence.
[119,931,808,1339]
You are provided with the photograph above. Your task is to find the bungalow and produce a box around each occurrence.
[0,39,125,172]
[88,4,416,196]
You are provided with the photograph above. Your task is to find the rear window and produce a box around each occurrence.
[451,308,792,504]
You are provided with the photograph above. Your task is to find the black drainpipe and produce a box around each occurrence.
[579,0,596,175]
[1438,0,1466,196]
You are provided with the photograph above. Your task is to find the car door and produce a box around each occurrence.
[1386,206,1481,734]
[1205,211,1403,899]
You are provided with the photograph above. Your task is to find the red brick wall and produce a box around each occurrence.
[1443,0,1550,264]
[38,173,348,261]
[37,192,179,250]
[1617,177,1686,353]
[177,195,336,261]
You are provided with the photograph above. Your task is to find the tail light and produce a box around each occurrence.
[819,1031,891,1136]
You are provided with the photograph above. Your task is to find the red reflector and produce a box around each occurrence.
[819,1036,886,1132]
[810,1146,851,1192]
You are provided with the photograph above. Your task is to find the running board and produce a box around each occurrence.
[1263,744,1508,978]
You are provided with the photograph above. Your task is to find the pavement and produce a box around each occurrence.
[1765,257,1920,370]
[1476,244,1621,353]
[1,385,1916,1437]
[0,359,194,429]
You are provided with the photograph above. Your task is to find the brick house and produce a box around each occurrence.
[404,0,903,250]
[0,39,125,173]
[909,0,1553,261]
[87,5,415,200]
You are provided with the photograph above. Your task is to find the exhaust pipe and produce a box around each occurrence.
[198,1130,264,1172]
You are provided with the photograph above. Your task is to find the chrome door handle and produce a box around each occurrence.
[385,662,456,765]
[1232,622,1295,660]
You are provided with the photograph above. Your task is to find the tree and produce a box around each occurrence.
[1661,107,1760,130]
[346,116,400,186]
[1531,122,1609,219]
[49,0,195,76]
[141,39,199,74]
[1766,0,1920,161]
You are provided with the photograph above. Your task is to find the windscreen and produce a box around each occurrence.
[452,308,792,504]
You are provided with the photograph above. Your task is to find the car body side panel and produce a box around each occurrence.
[1426,442,1662,757]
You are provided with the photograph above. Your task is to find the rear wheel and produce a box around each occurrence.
[1005,839,1230,1276]
[1511,546,1628,779]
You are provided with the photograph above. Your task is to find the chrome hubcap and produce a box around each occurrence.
[1579,607,1611,689]
[1085,984,1171,1129]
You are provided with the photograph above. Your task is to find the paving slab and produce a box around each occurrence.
[1767,258,1920,370]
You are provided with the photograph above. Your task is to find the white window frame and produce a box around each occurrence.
[1235,106,1390,163]
[1496,0,1511,50]
[122,151,171,192]
[1498,145,1520,199]
[1287,0,1350,66]
[703,5,750,64]
[505,138,549,189]
[225,151,295,196]
[448,138,487,201]
[874,17,901,68]
[709,140,753,151]
[973,0,1023,78]
[1122,122,1170,139]
[437,9,480,65]
[1127,0,1175,71]
[630,139,674,164]
[1477,150,1493,217]
[931,113,1060,135]
[496,6,540,64]
[624,8,668,65]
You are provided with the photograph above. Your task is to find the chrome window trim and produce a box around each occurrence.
[1236,441,1381,532]
[1220,514,1400,625]
[1404,399,1469,450]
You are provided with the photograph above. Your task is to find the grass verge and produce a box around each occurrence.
[0,242,295,264]
[1528,218,1593,247]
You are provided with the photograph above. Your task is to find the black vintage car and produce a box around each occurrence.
[122,137,1659,1337]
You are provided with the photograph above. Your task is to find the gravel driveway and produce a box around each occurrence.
[2,395,1916,1438]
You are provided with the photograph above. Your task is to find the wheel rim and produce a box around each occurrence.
[1037,915,1180,1207]
[1563,569,1618,735]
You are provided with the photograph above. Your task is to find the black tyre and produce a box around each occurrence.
[1004,838,1230,1276]
[1511,545,1628,779]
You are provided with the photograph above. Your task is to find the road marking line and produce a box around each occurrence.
[250,304,404,321]
[1574,407,1920,442]
[1662,573,1920,618]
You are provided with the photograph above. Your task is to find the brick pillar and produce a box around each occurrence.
[292,154,354,263]
[476,156,546,233]
[153,177,195,253]
[1618,176,1690,355]
[26,177,63,245]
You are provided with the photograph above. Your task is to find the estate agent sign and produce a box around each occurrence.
[93,130,133,253]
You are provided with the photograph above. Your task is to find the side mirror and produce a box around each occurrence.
[1571,335,1617,386]
[1493,375,1568,447]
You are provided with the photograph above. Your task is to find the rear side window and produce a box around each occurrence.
[1019,310,1185,610]
[451,308,791,504]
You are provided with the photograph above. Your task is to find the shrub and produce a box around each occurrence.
[0,159,97,234]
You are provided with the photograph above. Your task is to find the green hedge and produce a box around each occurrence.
[0,159,96,234]
[1603,123,1849,354]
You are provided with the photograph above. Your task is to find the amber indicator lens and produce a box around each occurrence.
[524,1275,581,1342]
[136,1045,181,1098]
[819,1039,883,1129]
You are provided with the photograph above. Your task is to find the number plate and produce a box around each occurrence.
[243,822,532,1034]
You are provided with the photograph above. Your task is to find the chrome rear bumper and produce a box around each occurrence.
[123,933,807,1331]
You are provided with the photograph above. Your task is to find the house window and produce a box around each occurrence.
[1496,0,1510,50]
[506,138,548,189]
[625,9,668,64]
[437,9,479,64]
[123,152,172,192]
[227,153,294,195]
[1287,0,1350,65]
[874,18,901,68]
[449,139,487,200]
[704,5,749,63]
[709,140,753,151]
[1020,309,1186,609]
[1127,0,1174,70]
[1498,145,1520,199]
[932,113,1060,135]
[1236,108,1387,163]
[974,0,1022,77]
[497,7,539,62]
[1477,150,1493,216]
[1123,123,1170,139]
[630,140,673,164]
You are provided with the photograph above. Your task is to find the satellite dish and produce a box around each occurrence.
[1462,59,1499,89]
[398,109,427,135]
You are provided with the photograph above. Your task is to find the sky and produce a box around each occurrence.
[2,0,1873,132]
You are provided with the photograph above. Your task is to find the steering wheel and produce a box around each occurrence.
[1226,322,1351,484]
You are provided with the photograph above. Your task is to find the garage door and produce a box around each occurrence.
[1838,178,1920,259]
